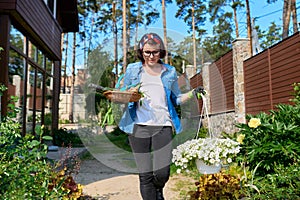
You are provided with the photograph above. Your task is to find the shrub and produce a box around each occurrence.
[0,121,65,199]
[188,170,244,200]
[250,162,300,199]
[0,85,84,199]
[53,128,83,147]
[236,104,300,175]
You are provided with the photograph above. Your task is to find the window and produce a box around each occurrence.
[9,24,54,134]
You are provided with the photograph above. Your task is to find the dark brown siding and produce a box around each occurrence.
[0,0,16,9]
[244,32,300,115]
[14,0,62,59]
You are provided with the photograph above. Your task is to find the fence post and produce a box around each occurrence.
[232,38,251,124]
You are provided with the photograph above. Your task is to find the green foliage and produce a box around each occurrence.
[52,128,83,147]
[0,85,85,199]
[105,127,131,152]
[256,22,281,50]
[250,163,300,199]
[175,0,207,36]
[0,121,65,199]
[291,82,300,104]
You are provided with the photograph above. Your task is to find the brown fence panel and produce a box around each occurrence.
[222,51,234,111]
[270,33,300,106]
[244,32,300,115]
[190,73,203,116]
[244,50,272,114]
[210,50,234,114]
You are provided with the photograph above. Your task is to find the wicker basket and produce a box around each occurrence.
[103,90,142,103]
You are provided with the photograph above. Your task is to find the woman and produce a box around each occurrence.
[119,33,197,200]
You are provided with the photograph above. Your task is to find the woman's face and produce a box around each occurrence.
[142,43,161,66]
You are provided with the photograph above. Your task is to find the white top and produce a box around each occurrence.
[135,70,172,126]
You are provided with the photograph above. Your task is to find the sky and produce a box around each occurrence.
[68,0,299,74]
[149,0,286,38]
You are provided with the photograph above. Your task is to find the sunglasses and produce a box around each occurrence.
[143,50,160,57]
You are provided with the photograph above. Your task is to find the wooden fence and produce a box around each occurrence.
[190,32,300,116]
[244,32,300,115]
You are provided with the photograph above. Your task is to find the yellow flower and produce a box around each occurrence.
[237,134,245,144]
[248,118,261,128]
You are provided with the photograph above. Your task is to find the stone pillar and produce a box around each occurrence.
[232,38,251,124]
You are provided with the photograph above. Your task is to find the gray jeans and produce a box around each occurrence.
[128,124,173,200]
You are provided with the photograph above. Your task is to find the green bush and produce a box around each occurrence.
[0,120,65,199]
[236,106,300,175]
[52,128,83,147]
[250,162,300,199]
[0,85,84,199]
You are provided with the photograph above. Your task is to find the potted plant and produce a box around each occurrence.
[172,137,241,174]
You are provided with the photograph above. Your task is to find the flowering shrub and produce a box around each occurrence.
[236,107,300,175]
[172,138,240,173]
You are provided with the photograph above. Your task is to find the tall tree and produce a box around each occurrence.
[202,12,233,61]
[77,0,102,64]
[162,0,168,64]
[245,0,252,55]
[122,0,127,73]
[131,0,160,50]
[69,33,77,123]
[208,0,244,38]
[256,22,281,50]
[112,1,118,85]
[267,0,298,39]
[62,33,68,94]
[175,0,207,73]
[291,0,298,33]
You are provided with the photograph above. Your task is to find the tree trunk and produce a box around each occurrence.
[192,2,197,74]
[122,0,127,73]
[291,0,298,33]
[63,33,68,94]
[282,0,291,39]
[232,2,239,38]
[162,0,168,64]
[126,1,131,55]
[69,32,76,123]
[134,0,142,51]
[245,0,252,55]
[113,1,118,86]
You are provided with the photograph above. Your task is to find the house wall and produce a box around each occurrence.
[12,0,62,59]
[0,0,78,135]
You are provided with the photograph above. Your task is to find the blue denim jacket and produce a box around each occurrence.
[118,62,183,134]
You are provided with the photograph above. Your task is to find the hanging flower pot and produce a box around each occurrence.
[171,93,241,174]
[195,159,221,174]
[172,138,240,173]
